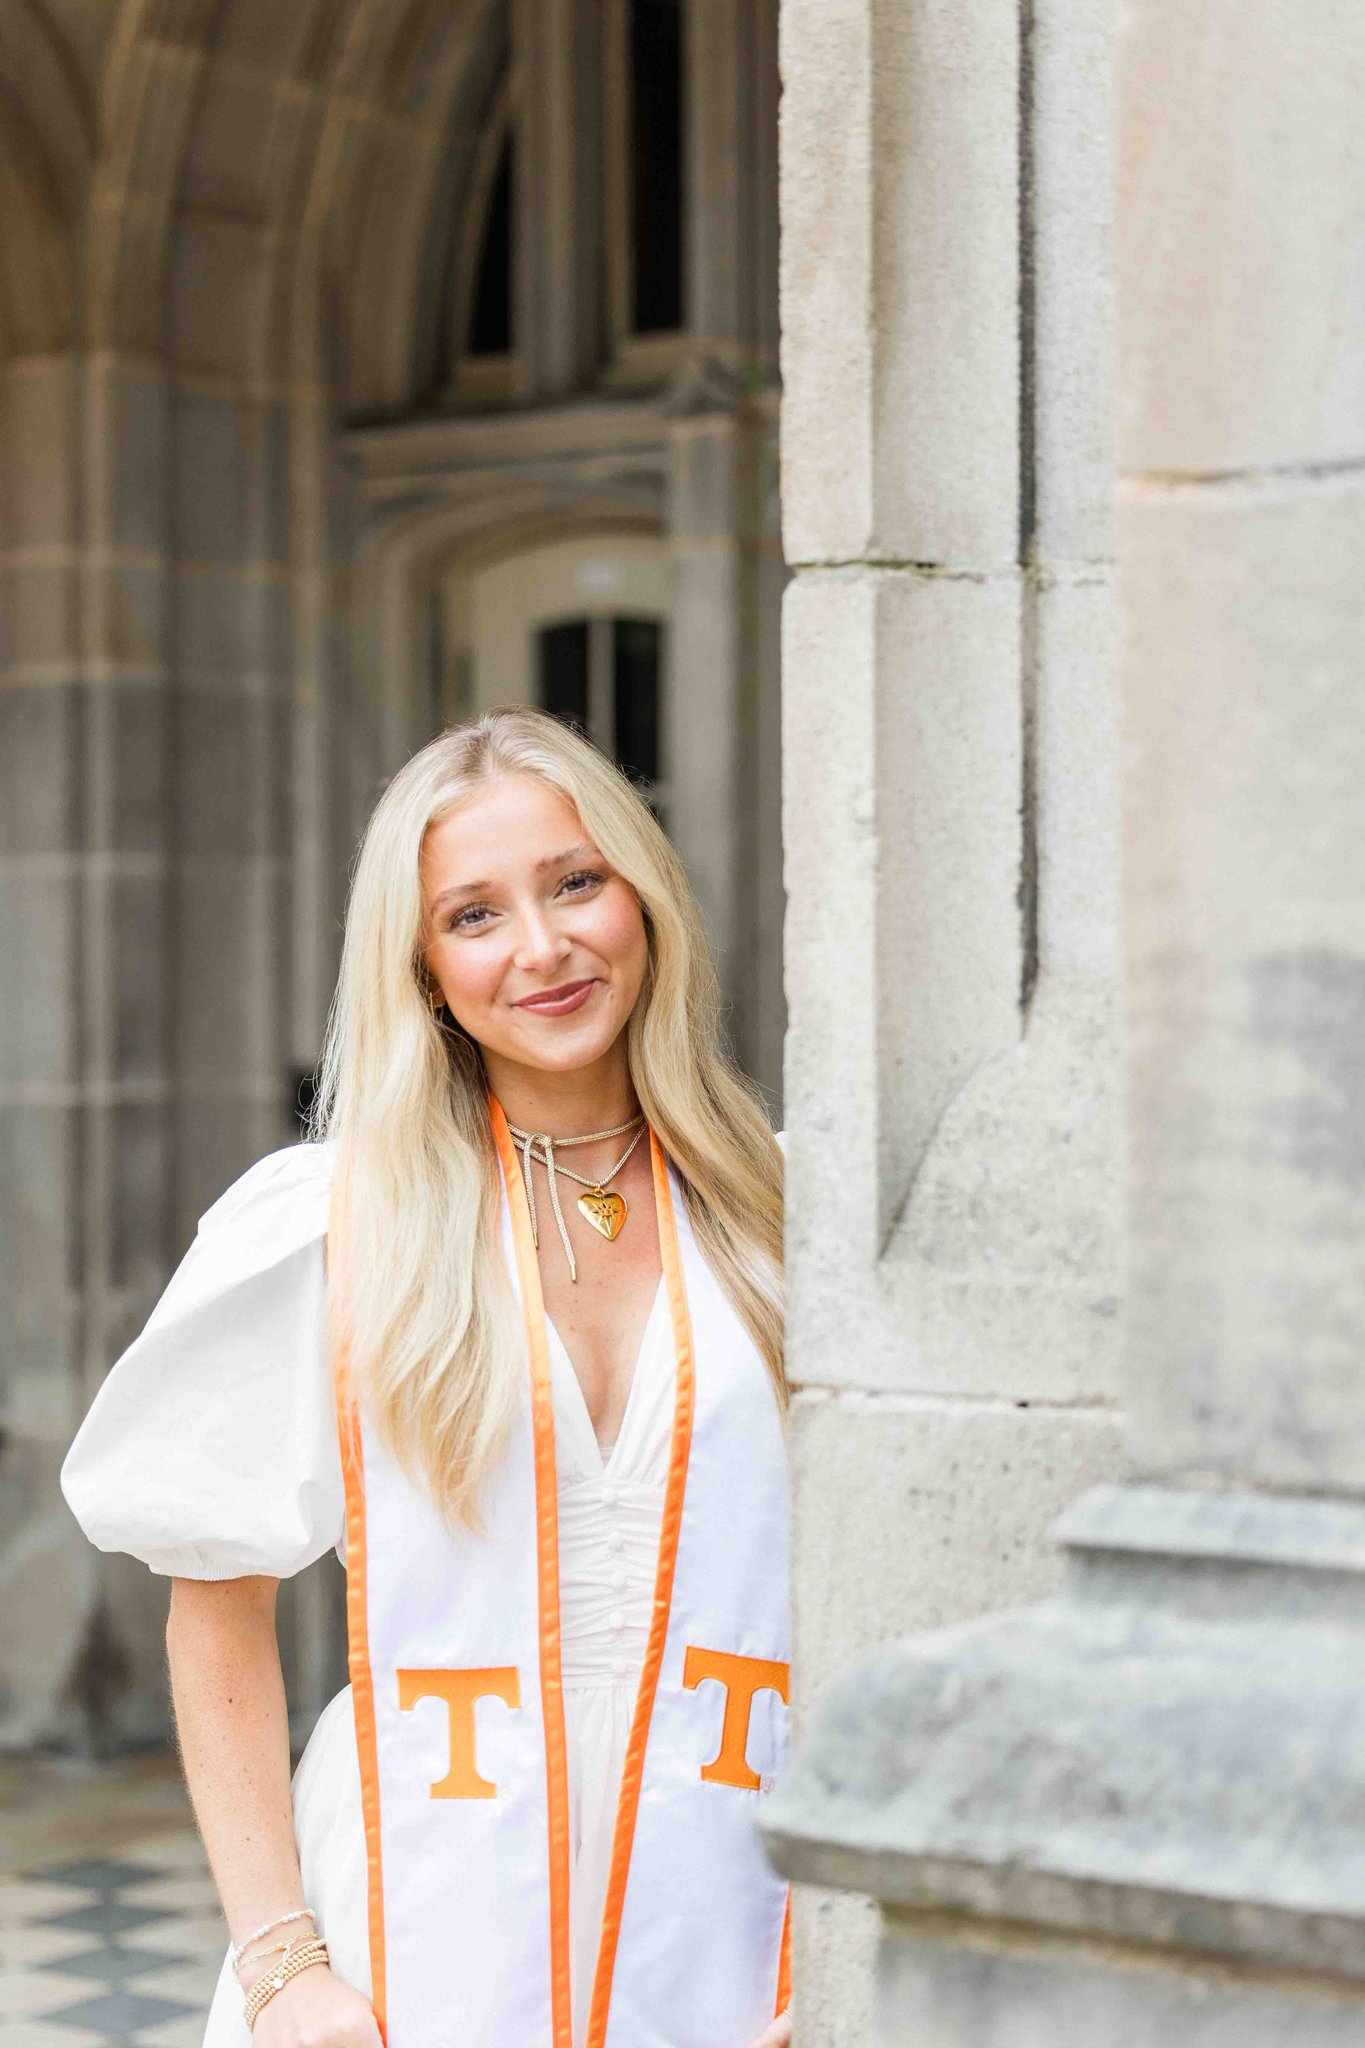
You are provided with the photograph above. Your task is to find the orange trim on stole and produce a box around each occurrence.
[328,1157,389,2042]
[583,1125,697,2048]
[488,1097,576,2048]
[776,1887,792,2016]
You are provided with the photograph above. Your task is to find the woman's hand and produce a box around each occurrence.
[249,1962,383,2047]
[749,2008,793,2048]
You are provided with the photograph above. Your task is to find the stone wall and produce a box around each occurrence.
[776,0,1125,2032]
[771,0,1365,2039]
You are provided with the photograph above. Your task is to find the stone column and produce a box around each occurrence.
[664,379,770,1073]
[771,0,1124,2034]
[513,0,604,396]
[767,0,1365,2040]
[684,0,778,366]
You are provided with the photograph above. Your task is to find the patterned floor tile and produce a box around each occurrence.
[25,1865,166,1896]
[37,1945,188,1984]
[122,1919,225,1962]
[132,2019,208,2048]
[0,2023,105,2048]
[32,1905,173,1942]
[0,1971,95,2021]
[0,1773,212,2048]
[108,1881,217,1919]
[115,1838,206,1876]
[35,1990,199,2036]
[122,1961,221,2008]
[0,1926,91,1969]
[0,1886,82,1930]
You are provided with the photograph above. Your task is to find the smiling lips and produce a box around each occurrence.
[513,978,597,1016]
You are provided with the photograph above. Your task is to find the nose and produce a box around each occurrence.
[512,901,572,974]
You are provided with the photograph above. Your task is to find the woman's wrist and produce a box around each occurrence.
[236,1932,318,1994]
[241,1937,331,2029]
[233,1909,319,1992]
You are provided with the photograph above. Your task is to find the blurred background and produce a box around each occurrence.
[1,0,782,1763]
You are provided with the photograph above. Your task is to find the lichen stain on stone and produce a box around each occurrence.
[1247,951,1365,1189]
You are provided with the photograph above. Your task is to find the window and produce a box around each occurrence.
[628,0,683,335]
[536,614,665,813]
[468,130,514,357]
[605,0,686,382]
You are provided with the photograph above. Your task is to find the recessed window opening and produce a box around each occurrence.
[469,129,514,357]
[537,613,665,811]
[629,0,684,334]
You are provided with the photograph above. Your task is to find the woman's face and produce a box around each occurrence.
[420,773,650,1076]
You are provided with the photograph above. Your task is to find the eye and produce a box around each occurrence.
[560,868,605,895]
[448,902,492,932]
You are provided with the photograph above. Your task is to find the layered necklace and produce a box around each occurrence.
[505,1112,648,1283]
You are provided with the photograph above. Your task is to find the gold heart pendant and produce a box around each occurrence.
[578,1186,627,1241]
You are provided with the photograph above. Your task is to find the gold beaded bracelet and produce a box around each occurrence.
[242,1937,330,2030]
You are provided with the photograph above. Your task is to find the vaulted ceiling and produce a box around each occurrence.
[0,0,506,410]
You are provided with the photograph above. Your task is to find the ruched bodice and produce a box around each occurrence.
[545,1285,672,2042]
[549,1273,670,1691]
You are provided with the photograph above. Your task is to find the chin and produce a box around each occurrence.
[500,1017,620,1072]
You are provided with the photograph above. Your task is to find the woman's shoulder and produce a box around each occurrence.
[194,1138,338,1249]
[128,1140,338,1342]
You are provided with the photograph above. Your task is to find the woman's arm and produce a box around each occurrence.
[167,1576,380,2045]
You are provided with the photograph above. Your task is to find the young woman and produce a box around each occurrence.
[62,709,792,2048]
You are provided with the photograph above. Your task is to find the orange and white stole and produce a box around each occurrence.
[330,1098,792,2046]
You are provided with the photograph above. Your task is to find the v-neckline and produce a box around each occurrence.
[545,1271,666,1475]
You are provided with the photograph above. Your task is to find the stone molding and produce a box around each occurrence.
[763,1481,1365,1982]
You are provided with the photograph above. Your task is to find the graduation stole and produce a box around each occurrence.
[330,1097,792,2046]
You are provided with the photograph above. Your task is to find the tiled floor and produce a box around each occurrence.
[0,1758,221,2048]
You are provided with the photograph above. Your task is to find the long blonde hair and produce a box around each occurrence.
[312,708,785,1528]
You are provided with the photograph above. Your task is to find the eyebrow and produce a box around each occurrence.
[430,844,600,913]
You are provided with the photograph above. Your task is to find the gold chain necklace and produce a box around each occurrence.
[505,1114,647,1283]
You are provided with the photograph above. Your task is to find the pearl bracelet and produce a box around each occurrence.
[231,1906,315,1970]
[243,1937,330,2029]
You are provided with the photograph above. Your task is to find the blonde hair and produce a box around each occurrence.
[313,707,785,1528]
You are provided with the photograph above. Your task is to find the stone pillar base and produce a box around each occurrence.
[764,1484,1365,2019]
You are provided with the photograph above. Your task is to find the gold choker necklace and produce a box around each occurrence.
[505,1114,647,1282]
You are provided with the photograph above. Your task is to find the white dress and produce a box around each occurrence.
[60,1138,715,2048]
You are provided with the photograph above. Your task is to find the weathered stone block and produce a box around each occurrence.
[108,680,170,854]
[0,684,81,857]
[1118,0,1365,473]
[6,561,80,673]
[790,1393,1122,1700]
[1,356,77,547]
[176,690,254,855]
[780,0,1019,567]
[173,569,258,688]
[109,1102,172,1294]
[173,390,246,567]
[86,356,167,554]
[167,214,270,382]
[878,1918,1365,2046]
[0,868,78,1088]
[1121,477,1365,1492]
[766,1486,1365,1984]
[784,565,1022,1264]
[1031,571,1118,984]
[110,868,169,1086]
[172,857,265,1087]
[91,558,166,672]
[1028,0,1115,566]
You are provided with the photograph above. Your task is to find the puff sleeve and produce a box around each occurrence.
[61,1142,344,1581]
